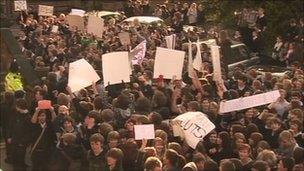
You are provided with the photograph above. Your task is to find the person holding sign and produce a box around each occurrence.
[30,107,57,171]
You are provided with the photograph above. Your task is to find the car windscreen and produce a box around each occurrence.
[228,45,250,65]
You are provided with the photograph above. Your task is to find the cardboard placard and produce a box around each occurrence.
[38,100,51,109]
[38,5,54,16]
[14,0,27,11]
[68,58,100,92]
[134,124,155,140]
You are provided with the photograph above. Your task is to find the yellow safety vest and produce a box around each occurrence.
[5,72,24,92]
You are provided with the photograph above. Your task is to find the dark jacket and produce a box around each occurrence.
[8,110,32,145]
[87,149,107,171]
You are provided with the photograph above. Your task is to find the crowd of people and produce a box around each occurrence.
[1,0,304,171]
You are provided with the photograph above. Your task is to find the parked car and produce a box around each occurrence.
[246,65,292,77]
[122,16,165,25]
[85,11,124,21]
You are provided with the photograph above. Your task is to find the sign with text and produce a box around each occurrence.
[172,112,215,149]
[87,15,104,38]
[134,124,155,140]
[68,58,100,92]
[102,52,131,85]
[219,90,280,113]
[14,0,27,11]
[153,47,185,79]
[38,5,54,16]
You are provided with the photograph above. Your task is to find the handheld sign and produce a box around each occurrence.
[38,100,51,109]
[134,124,155,140]
[14,0,27,11]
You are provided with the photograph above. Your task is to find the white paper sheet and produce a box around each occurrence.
[219,90,280,113]
[14,0,27,11]
[87,15,104,38]
[38,5,54,16]
[134,124,155,140]
[102,52,131,86]
[66,15,85,32]
[118,32,131,46]
[153,47,185,79]
[173,112,215,149]
[68,58,100,92]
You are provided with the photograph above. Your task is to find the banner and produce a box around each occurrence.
[68,58,100,92]
[87,15,104,38]
[172,112,215,149]
[102,52,131,85]
[130,40,146,65]
[219,90,280,113]
[134,124,155,140]
[153,47,185,79]
[66,15,85,32]
[14,0,27,11]
[38,5,54,16]
[118,32,131,46]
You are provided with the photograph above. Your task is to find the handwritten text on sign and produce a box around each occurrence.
[173,112,215,149]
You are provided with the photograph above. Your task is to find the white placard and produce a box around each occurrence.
[38,5,54,16]
[66,15,84,32]
[87,15,104,38]
[153,47,185,79]
[51,25,59,33]
[102,52,131,85]
[68,58,100,92]
[134,124,155,140]
[14,0,27,11]
[70,9,86,17]
[118,32,131,46]
[173,112,215,149]
[219,90,280,113]
[211,45,222,81]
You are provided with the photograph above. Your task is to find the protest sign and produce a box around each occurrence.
[219,90,280,113]
[130,40,146,65]
[134,124,155,140]
[102,52,131,85]
[153,47,185,79]
[193,42,202,71]
[66,15,85,32]
[118,32,131,46]
[210,45,222,82]
[51,25,59,33]
[14,0,27,11]
[38,5,54,16]
[38,100,51,109]
[70,9,85,17]
[87,15,104,38]
[172,112,215,149]
[68,58,100,92]
[165,34,176,49]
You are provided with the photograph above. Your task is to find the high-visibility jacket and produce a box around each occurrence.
[5,72,24,92]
